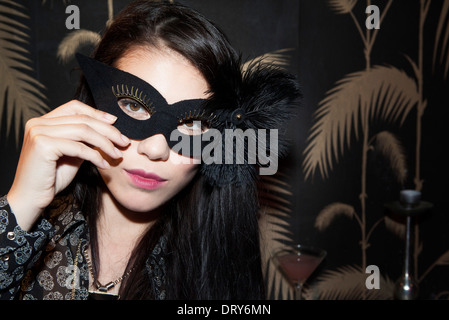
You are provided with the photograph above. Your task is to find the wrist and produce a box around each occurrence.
[6,192,43,231]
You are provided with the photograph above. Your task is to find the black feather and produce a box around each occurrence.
[201,58,302,186]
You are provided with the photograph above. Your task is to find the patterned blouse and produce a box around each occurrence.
[0,195,166,300]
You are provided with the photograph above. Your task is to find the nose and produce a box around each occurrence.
[137,134,170,161]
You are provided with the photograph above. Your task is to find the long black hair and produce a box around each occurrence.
[73,0,265,299]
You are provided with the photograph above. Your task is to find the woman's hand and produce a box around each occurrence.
[6,100,130,231]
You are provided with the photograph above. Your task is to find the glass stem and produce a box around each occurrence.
[294,283,303,300]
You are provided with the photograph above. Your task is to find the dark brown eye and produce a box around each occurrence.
[177,120,209,135]
[117,98,151,120]
[128,102,140,111]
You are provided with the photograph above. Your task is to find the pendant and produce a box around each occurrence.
[97,282,116,293]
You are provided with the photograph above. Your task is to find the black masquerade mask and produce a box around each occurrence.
[76,53,213,158]
[77,53,301,187]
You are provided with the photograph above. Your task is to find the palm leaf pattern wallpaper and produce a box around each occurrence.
[0,0,49,145]
[0,0,447,300]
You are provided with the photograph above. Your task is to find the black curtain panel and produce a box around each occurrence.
[0,0,447,300]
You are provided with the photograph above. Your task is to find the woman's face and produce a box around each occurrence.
[97,46,209,213]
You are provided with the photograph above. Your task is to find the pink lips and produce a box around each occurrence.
[125,169,167,190]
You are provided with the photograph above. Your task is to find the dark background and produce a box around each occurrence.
[0,0,447,299]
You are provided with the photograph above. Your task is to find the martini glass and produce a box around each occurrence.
[272,244,326,300]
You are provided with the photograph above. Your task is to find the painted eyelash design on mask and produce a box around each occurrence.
[112,84,155,113]
[178,109,217,127]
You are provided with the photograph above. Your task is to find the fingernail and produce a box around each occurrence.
[121,134,130,144]
[102,160,110,169]
[103,113,117,122]
[114,147,123,158]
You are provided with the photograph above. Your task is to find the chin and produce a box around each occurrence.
[110,188,167,214]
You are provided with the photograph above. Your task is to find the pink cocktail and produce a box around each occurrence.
[277,253,323,285]
[273,244,326,300]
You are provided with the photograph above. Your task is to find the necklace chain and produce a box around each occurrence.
[84,246,133,293]
[71,240,82,300]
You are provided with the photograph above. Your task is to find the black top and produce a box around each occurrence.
[0,195,166,300]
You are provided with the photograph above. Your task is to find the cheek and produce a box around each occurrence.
[96,165,120,186]
[168,149,201,166]
[168,152,199,183]
[171,154,199,177]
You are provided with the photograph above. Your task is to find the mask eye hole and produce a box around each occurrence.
[177,120,209,136]
[117,98,152,120]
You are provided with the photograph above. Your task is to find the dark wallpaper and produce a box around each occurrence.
[0,0,447,300]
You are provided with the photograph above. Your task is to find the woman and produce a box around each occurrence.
[0,0,300,300]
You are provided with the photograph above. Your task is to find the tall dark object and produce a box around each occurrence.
[386,190,433,300]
